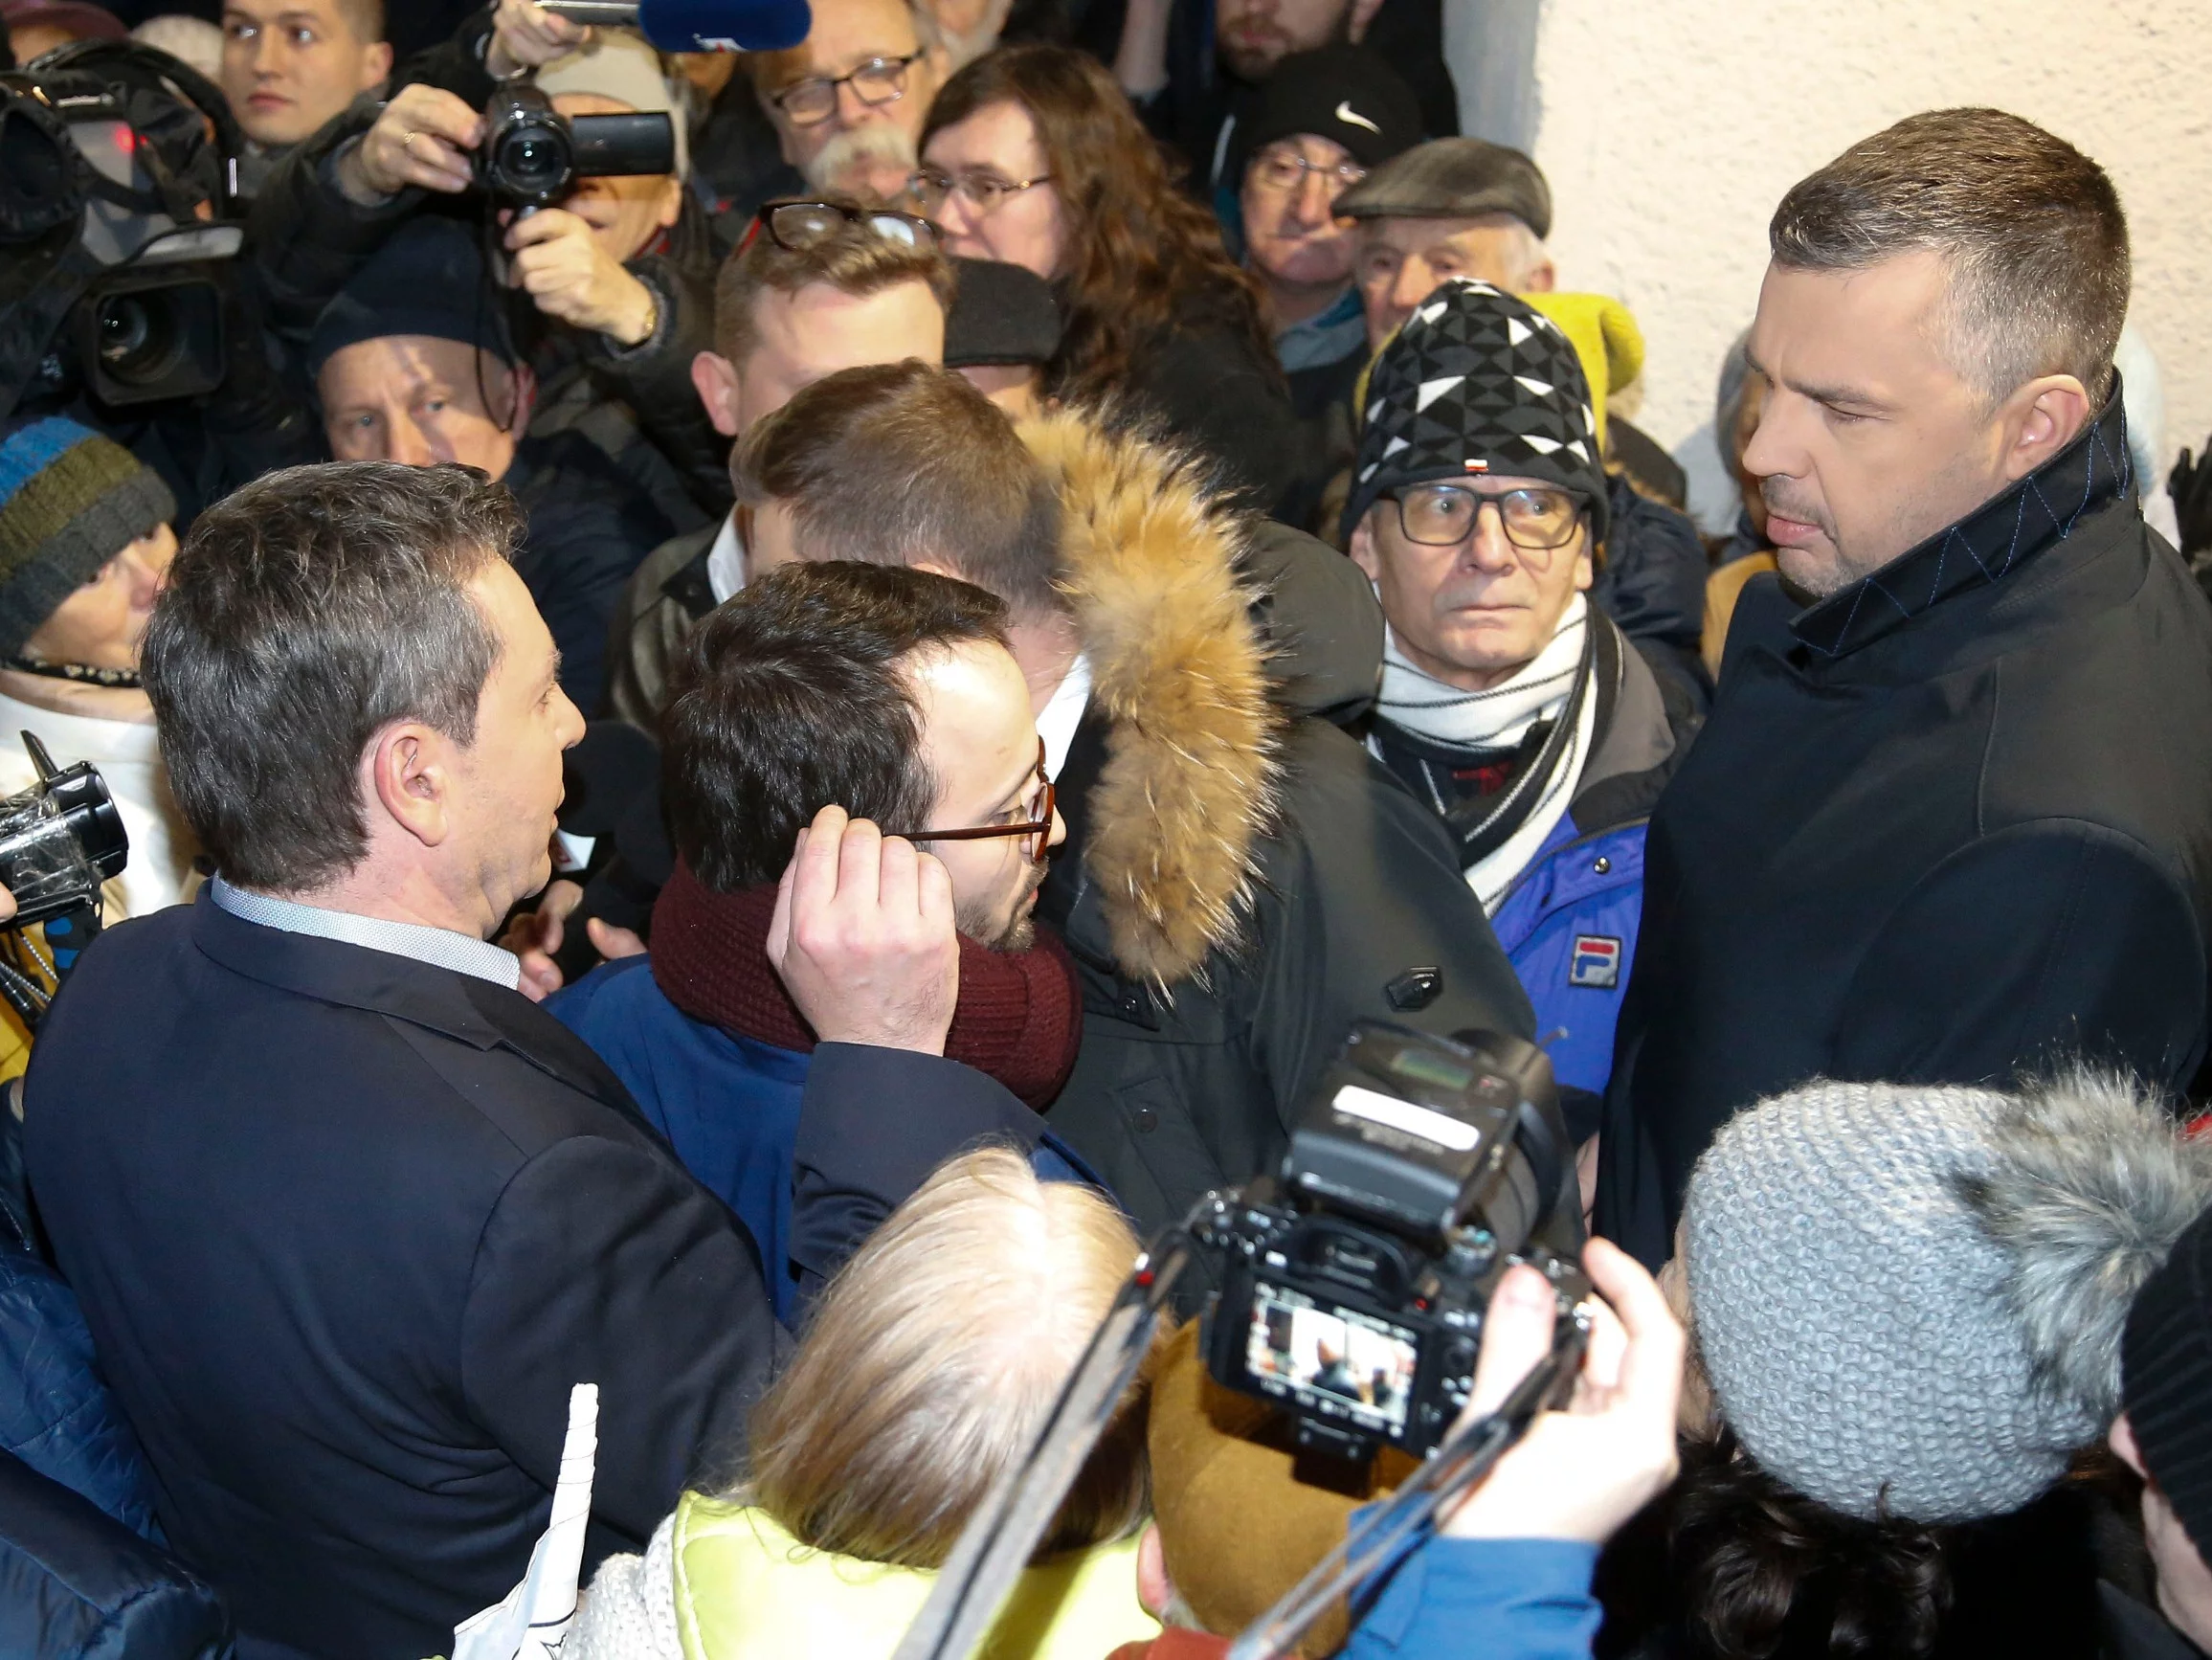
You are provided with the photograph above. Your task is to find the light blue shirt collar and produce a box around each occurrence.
[209,874,523,991]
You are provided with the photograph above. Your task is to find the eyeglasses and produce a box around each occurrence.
[768,52,923,127]
[883,739,1057,865]
[757,199,937,254]
[1248,148,1368,195]
[1390,483,1589,550]
[908,166,1055,218]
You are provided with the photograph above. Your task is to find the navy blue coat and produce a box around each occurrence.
[22,893,1044,1660]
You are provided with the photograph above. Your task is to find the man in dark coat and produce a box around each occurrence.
[1595,108,2212,1267]
[22,460,1051,1659]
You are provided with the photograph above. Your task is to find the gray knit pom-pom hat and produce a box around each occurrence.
[1684,1071,2212,1525]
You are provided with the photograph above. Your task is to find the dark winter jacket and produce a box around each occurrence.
[0,1448,234,1660]
[1595,394,2212,1267]
[1112,298,1304,516]
[1024,412,1533,1243]
[506,429,678,714]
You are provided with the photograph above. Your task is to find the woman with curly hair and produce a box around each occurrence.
[915,44,1298,511]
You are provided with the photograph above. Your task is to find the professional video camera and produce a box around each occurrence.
[0,39,245,417]
[890,1021,1593,1660]
[476,81,676,213]
[1197,1022,1588,1461]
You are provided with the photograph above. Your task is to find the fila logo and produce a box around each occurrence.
[1335,101,1381,135]
[1569,935,1622,989]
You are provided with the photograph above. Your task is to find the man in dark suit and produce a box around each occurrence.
[1594,110,2212,1267]
[23,460,1045,1660]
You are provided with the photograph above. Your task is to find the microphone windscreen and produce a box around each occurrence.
[635,0,812,52]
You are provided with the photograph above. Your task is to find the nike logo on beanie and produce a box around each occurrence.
[1336,101,1381,135]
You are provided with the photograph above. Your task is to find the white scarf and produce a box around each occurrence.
[1372,595,1597,913]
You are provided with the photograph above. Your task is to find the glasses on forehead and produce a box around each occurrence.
[882,738,1057,866]
[1249,148,1369,195]
[1390,482,1589,550]
[907,166,1055,218]
[768,51,923,127]
[758,199,937,254]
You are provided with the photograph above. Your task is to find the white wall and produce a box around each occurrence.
[1447,0,2212,530]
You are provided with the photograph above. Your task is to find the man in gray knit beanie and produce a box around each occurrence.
[1681,1071,2212,1525]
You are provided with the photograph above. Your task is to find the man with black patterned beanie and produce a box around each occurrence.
[1346,278,1697,1132]
[2112,1199,2212,1656]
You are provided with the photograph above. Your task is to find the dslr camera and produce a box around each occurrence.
[1197,1021,1588,1462]
[476,82,676,213]
[0,40,244,415]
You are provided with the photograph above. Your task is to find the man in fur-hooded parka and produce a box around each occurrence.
[1017,411,1537,1237]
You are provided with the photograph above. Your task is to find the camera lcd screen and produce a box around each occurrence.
[1242,1280,1421,1437]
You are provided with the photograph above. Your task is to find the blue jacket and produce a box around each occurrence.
[551,957,1094,1323]
[1345,1537,1599,1660]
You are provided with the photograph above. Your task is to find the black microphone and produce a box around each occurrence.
[540,0,812,52]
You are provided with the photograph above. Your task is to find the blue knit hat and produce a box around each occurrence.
[0,415,173,657]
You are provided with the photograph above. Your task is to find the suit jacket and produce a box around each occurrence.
[24,895,788,1659]
[1596,393,2212,1266]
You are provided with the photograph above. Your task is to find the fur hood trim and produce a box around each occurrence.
[1961,1067,2212,1425]
[1019,410,1285,990]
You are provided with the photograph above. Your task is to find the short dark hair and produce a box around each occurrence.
[730,361,1062,618]
[664,561,1010,892]
[1770,108,2129,408]
[144,461,517,893]
[713,210,953,367]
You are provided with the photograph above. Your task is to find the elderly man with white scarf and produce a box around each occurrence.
[1347,278,1699,1138]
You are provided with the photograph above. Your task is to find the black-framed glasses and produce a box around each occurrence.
[1248,147,1368,195]
[907,165,1055,217]
[768,52,924,126]
[883,739,1057,866]
[1390,482,1589,550]
[758,199,937,254]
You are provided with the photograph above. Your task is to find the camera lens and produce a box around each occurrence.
[496,126,569,199]
[95,292,180,386]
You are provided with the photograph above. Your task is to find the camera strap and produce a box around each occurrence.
[889,1223,1200,1660]
[1224,1314,1591,1660]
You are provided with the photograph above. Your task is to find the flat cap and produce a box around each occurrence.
[1334,136,1552,238]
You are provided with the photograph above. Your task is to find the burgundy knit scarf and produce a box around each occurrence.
[649,857,1083,1109]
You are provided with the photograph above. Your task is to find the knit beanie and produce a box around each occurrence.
[1344,277,1608,545]
[1521,292,1642,451]
[307,217,516,383]
[1686,1072,2212,1525]
[0,415,173,658]
[534,29,687,182]
[947,258,1061,369]
[2122,1199,2212,1562]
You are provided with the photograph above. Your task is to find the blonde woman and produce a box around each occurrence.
[569,1145,1160,1658]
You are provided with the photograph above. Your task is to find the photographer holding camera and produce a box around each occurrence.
[251,19,725,532]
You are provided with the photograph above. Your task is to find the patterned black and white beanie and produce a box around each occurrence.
[1345,277,1609,544]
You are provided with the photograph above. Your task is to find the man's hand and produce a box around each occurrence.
[503,210,659,345]
[766,805,960,1053]
[341,84,483,202]
[1440,1237,1685,1545]
[501,877,647,1003]
[486,0,592,79]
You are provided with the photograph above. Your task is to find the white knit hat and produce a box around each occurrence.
[536,29,688,182]
[1684,1071,2212,1524]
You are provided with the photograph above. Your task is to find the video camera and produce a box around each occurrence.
[476,81,675,213]
[1197,1021,1587,1461]
[0,40,244,417]
[0,731,126,929]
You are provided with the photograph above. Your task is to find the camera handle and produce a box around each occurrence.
[889,1215,1203,1660]
[1224,1312,1589,1660]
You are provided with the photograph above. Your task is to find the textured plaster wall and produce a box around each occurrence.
[1445,1,2212,528]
